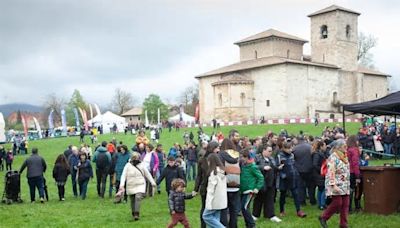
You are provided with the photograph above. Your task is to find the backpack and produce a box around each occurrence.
[320,159,327,177]
[96,152,110,170]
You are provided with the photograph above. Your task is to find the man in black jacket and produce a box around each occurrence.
[157,157,185,196]
[293,136,315,205]
[20,148,47,203]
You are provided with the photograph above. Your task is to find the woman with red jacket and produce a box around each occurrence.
[346,135,361,213]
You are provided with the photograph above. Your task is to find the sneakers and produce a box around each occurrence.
[318,216,328,228]
[40,198,45,204]
[279,211,286,217]
[252,215,258,221]
[297,211,306,218]
[61,198,65,201]
[270,216,282,223]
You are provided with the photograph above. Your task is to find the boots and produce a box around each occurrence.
[132,212,139,221]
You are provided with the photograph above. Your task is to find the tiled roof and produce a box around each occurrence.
[308,5,361,17]
[234,29,307,45]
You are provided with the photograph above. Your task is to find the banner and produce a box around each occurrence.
[61,109,67,135]
[0,112,6,142]
[145,110,149,127]
[195,103,200,123]
[83,110,89,131]
[48,109,54,136]
[94,103,101,116]
[89,104,93,120]
[33,117,42,139]
[179,105,184,121]
[73,108,80,129]
[21,114,28,138]
[157,108,160,125]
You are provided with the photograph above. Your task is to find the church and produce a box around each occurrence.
[196,5,389,123]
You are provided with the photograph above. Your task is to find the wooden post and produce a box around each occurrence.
[342,108,346,136]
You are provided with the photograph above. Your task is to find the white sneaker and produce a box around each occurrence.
[252,215,258,221]
[270,216,282,223]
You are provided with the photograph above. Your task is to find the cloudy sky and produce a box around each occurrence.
[1,0,399,107]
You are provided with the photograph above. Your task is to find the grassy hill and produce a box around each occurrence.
[0,122,399,228]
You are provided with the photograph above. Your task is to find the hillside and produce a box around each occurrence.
[0,103,43,117]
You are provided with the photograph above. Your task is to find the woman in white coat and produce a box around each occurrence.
[119,152,156,221]
[202,153,227,228]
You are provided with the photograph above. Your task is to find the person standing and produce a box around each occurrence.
[19,148,47,203]
[312,140,328,210]
[76,152,93,200]
[141,144,159,197]
[53,154,70,201]
[293,136,315,205]
[185,142,198,181]
[155,144,166,194]
[346,135,361,213]
[68,146,80,197]
[92,141,112,198]
[5,150,14,171]
[114,145,131,201]
[319,139,351,228]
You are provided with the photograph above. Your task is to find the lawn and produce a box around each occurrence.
[0,122,399,228]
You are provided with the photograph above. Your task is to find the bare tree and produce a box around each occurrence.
[43,93,65,127]
[358,32,378,68]
[110,88,136,115]
[178,83,199,116]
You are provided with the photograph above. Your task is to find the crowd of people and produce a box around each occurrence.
[1,122,380,228]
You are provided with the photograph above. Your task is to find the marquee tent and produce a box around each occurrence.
[168,112,195,124]
[0,112,5,143]
[343,91,400,116]
[88,111,127,134]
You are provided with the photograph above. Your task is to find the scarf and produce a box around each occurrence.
[334,150,348,164]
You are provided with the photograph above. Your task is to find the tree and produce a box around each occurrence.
[66,89,88,126]
[142,94,168,124]
[109,88,136,115]
[16,110,22,124]
[178,83,199,116]
[43,93,65,127]
[358,32,378,68]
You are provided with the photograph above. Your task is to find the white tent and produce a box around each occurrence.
[168,112,195,124]
[88,111,127,134]
[0,112,5,143]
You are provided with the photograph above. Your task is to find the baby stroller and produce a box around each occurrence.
[2,170,23,204]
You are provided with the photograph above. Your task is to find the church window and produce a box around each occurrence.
[255,51,258,59]
[376,93,378,98]
[266,100,270,107]
[346,25,351,39]
[320,25,328,39]
[333,91,338,103]
[286,50,290,58]
[240,93,246,106]
[218,93,222,106]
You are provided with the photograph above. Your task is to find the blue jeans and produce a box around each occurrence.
[221,191,241,228]
[384,143,392,154]
[317,186,326,208]
[27,176,44,202]
[71,171,78,197]
[280,188,301,213]
[186,161,197,181]
[79,179,89,200]
[241,193,256,228]
[156,166,163,191]
[203,209,224,228]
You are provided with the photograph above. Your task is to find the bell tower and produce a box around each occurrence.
[308,5,360,71]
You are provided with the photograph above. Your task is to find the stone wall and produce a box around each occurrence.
[239,38,303,61]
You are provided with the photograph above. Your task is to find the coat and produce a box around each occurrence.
[205,167,227,210]
[347,147,360,178]
[276,151,299,190]
[293,142,313,173]
[240,162,264,193]
[114,152,131,181]
[325,151,350,196]
[312,150,326,187]
[77,160,93,182]
[157,164,185,193]
[194,155,209,196]
[168,191,194,213]
[19,154,47,178]
[53,163,70,182]
[140,151,159,175]
[255,154,277,190]
[120,162,155,195]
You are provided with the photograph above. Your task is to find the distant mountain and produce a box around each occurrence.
[0,103,43,117]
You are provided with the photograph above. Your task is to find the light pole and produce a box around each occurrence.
[252,97,256,121]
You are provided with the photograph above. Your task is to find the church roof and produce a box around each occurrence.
[196,56,339,78]
[234,29,307,45]
[358,66,390,77]
[121,107,143,116]
[308,5,361,17]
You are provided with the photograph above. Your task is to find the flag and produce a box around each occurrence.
[195,104,200,123]
[0,112,5,142]
[179,105,184,121]
[83,110,89,131]
[61,109,67,134]
[33,117,42,139]
[94,103,101,116]
[89,104,93,120]
[48,109,54,136]
[157,108,160,125]
[73,108,80,129]
[145,110,149,127]
[21,114,28,138]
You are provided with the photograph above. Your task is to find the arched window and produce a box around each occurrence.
[218,93,222,106]
[333,91,338,103]
[240,93,246,106]
[254,51,258,59]
[286,49,290,58]
[346,25,351,39]
[320,25,328,39]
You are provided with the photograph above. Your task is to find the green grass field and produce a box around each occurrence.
[0,122,399,228]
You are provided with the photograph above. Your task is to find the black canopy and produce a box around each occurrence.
[343,91,400,116]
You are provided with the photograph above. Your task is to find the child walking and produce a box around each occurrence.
[202,153,227,228]
[53,154,70,201]
[240,149,264,228]
[167,178,196,228]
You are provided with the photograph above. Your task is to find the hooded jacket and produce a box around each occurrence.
[205,167,227,210]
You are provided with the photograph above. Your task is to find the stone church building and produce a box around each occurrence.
[196,5,389,123]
